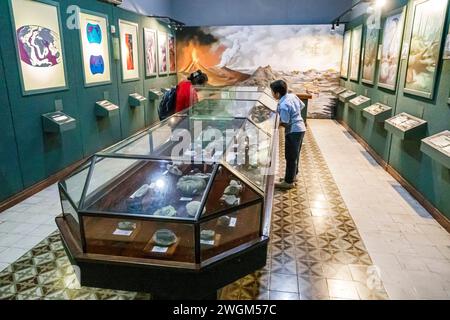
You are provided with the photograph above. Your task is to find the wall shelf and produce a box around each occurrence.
[384,113,427,140]
[421,131,450,169]
[362,103,392,123]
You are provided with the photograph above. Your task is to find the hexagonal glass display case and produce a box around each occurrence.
[56,90,279,299]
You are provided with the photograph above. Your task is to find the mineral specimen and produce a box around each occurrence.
[167,163,183,176]
[221,194,240,206]
[224,180,243,195]
[176,174,209,196]
[152,229,177,247]
[200,230,215,241]
[117,221,137,231]
[153,205,177,217]
[217,215,231,227]
[186,201,205,217]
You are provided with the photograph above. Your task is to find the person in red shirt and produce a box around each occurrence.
[175,70,209,113]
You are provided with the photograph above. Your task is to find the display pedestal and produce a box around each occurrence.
[385,113,427,140]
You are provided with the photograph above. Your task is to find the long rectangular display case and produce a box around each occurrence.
[56,89,279,299]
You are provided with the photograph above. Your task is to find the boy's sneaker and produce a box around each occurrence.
[279,176,298,183]
[275,181,295,190]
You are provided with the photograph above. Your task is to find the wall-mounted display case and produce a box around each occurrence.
[421,131,450,169]
[129,93,147,107]
[56,90,278,299]
[41,111,76,133]
[362,103,392,123]
[385,112,427,140]
[348,95,371,111]
[331,87,347,97]
[148,89,164,101]
[339,90,357,103]
[95,100,119,118]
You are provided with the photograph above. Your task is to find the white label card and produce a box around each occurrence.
[200,240,215,246]
[113,229,133,236]
[152,246,168,253]
[180,197,193,201]
[229,217,237,227]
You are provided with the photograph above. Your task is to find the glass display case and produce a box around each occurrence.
[56,92,278,299]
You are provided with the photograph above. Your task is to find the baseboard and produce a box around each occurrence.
[337,120,450,233]
[0,157,90,213]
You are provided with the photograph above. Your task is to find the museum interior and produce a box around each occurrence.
[0,0,449,301]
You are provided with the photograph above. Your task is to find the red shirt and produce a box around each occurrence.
[175,80,198,113]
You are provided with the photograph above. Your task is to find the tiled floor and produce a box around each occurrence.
[309,119,450,299]
[0,119,449,300]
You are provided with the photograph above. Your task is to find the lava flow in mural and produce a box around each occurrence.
[176,26,344,119]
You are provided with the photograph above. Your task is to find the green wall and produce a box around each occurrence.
[338,0,450,219]
[0,0,176,202]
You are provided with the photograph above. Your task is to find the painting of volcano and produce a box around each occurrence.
[177,25,344,119]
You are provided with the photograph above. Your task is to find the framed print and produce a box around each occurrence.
[168,33,176,74]
[144,28,157,77]
[340,31,352,79]
[9,0,68,95]
[378,9,406,90]
[362,26,380,85]
[158,30,168,75]
[405,0,448,98]
[79,10,111,87]
[444,31,450,59]
[119,19,139,82]
[349,25,363,81]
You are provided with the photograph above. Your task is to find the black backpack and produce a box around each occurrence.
[158,86,177,121]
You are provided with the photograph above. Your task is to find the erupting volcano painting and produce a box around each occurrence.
[177,25,344,119]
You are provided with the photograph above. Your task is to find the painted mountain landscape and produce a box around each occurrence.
[177,25,344,118]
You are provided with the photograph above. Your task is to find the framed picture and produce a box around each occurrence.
[144,28,157,77]
[362,26,380,85]
[119,19,139,82]
[9,0,68,95]
[340,31,352,79]
[444,31,450,59]
[79,10,111,87]
[158,30,168,75]
[349,25,363,81]
[168,33,176,74]
[378,9,406,91]
[404,0,449,98]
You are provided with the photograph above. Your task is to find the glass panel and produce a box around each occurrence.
[83,216,195,263]
[202,165,261,217]
[187,99,256,118]
[83,157,214,220]
[104,116,244,163]
[200,203,262,261]
[59,160,92,207]
[248,103,277,134]
[60,187,81,244]
[225,121,273,191]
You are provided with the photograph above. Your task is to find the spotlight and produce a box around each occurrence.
[336,20,340,29]
[331,23,336,32]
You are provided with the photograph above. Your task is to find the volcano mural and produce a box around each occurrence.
[177,25,344,118]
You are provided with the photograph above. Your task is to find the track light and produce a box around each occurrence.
[375,0,387,7]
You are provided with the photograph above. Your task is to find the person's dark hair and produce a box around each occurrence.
[188,70,209,85]
[270,80,288,97]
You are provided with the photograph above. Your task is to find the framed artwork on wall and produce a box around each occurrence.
[9,0,68,95]
[404,0,448,98]
[168,33,176,74]
[362,26,380,85]
[158,31,168,75]
[340,31,352,79]
[144,28,157,77]
[119,19,139,82]
[378,9,406,91]
[79,10,111,87]
[349,25,363,81]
